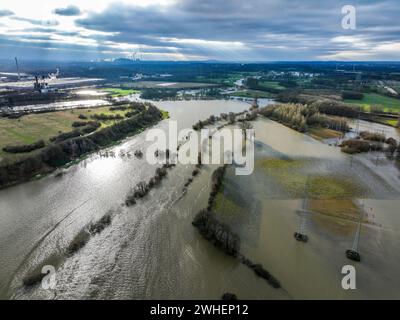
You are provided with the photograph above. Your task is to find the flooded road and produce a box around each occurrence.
[1,99,399,299]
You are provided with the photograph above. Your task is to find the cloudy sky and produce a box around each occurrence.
[0,0,399,61]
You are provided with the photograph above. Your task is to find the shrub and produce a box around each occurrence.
[340,139,371,153]
[310,100,359,118]
[50,130,81,143]
[125,111,138,118]
[359,131,386,142]
[72,121,88,128]
[3,140,45,154]
[91,113,124,121]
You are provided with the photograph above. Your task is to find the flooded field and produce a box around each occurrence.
[0,99,399,299]
[215,118,400,299]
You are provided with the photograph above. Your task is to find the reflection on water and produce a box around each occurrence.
[8,99,110,112]
[350,119,400,141]
[75,90,108,97]
[0,99,399,299]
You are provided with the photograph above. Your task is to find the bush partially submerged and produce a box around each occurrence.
[91,113,124,121]
[340,139,371,154]
[88,214,112,235]
[359,131,386,142]
[340,139,382,153]
[192,209,240,257]
[134,150,143,158]
[66,213,113,257]
[66,228,91,257]
[125,165,171,206]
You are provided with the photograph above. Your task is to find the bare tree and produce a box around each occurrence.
[239,121,253,141]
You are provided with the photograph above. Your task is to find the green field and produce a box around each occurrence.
[344,93,400,113]
[0,106,129,161]
[259,81,285,90]
[100,88,140,97]
[232,89,274,98]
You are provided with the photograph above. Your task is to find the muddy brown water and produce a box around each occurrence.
[0,99,399,299]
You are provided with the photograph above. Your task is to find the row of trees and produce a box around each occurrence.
[259,103,350,133]
[259,104,308,132]
[277,90,361,118]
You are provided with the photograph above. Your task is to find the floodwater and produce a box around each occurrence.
[0,99,285,300]
[6,99,110,113]
[351,119,400,141]
[75,90,108,97]
[217,119,400,299]
[0,99,399,299]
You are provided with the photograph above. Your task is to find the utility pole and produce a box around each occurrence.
[294,177,310,243]
[346,201,364,262]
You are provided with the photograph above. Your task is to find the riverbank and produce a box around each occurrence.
[0,103,166,189]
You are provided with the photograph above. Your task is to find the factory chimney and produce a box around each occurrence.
[15,57,21,81]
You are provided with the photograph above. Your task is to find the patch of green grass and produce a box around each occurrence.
[100,88,139,97]
[0,106,127,161]
[161,110,170,119]
[257,158,365,199]
[382,119,398,127]
[258,158,305,170]
[213,190,246,215]
[368,117,399,127]
[259,81,285,90]
[344,93,400,113]
[308,176,362,199]
[232,90,274,98]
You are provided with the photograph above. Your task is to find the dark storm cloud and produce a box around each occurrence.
[73,0,400,60]
[1,0,400,60]
[0,9,14,17]
[53,5,81,16]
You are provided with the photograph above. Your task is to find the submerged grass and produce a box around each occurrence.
[307,127,343,141]
[213,191,246,216]
[257,158,365,199]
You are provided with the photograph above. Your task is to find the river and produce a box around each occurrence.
[0,98,399,299]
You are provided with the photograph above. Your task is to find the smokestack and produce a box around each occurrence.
[15,57,21,81]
